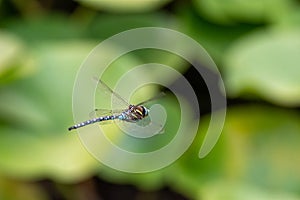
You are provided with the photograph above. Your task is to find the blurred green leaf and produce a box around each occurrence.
[169,105,300,199]
[177,5,258,64]
[276,8,300,28]
[220,106,300,195]
[76,0,172,12]
[223,28,300,106]
[0,31,35,83]
[4,14,85,43]
[192,0,295,25]
[86,12,178,39]
[199,181,300,200]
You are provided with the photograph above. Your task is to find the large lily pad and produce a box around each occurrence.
[192,0,294,24]
[0,32,35,84]
[223,28,300,106]
[76,0,172,12]
[177,6,258,64]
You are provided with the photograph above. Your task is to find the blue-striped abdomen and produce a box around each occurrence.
[68,115,116,131]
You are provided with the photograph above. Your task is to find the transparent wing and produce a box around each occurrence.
[136,117,164,133]
[89,108,125,118]
[137,91,166,106]
[93,77,130,110]
[120,116,165,135]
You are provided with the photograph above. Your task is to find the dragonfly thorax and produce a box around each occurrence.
[129,105,149,120]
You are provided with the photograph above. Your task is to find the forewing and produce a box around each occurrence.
[93,77,130,110]
[89,108,124,118]
[120,116,165,135]
[137,91,166,106]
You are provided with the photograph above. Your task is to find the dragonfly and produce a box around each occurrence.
[68,79,163,131]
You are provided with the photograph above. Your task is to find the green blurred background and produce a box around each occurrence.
[1,0,300,199]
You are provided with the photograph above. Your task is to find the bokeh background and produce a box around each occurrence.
[1,0,300,199]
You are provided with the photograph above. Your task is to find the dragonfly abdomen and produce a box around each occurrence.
[68,115,117,131]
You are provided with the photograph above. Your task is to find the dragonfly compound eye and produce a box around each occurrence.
[142,106,149,117]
